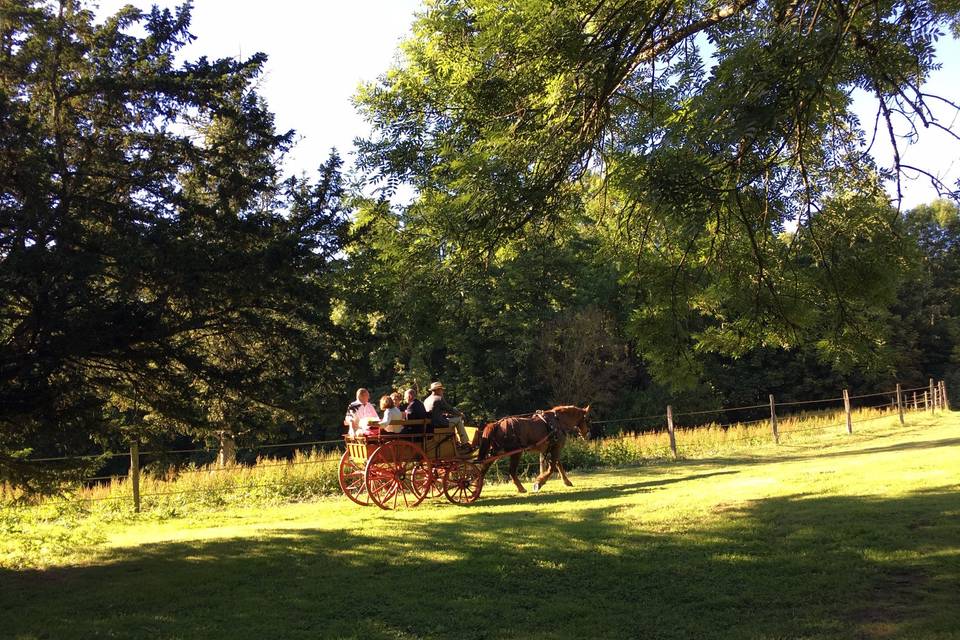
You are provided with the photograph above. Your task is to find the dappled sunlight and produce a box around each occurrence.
[3,416,959,638]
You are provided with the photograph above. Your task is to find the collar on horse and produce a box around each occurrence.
[535,410,562,442]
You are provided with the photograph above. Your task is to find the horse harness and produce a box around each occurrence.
[534,410,563,445]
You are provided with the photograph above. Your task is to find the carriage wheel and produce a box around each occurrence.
[427,466,446,498]
[411,462,442,499]
[338,450,369,506]
[442,461,483,505]
[364,441,429,510]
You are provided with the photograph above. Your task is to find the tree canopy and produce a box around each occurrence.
[355,0,960,383]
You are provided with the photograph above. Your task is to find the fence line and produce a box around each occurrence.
[507,408,906,479]
[0,404,931,511]
[6,379,951,512]
[22,385,938,462]
[594,384,933,429]
[25,437,346,464]
[776,396,845,407]
[8,407,898,509]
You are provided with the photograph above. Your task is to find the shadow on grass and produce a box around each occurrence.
[476,470,740,507]
[3,484,959,640]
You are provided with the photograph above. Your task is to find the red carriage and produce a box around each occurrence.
[337,405,593,510]
[338,420,485,509]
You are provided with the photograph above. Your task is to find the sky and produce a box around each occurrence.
[96,0,423,176]
[94,0,959,210]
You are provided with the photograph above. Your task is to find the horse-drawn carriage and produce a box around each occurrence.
[338,405,592,510]
[338,420,485,509]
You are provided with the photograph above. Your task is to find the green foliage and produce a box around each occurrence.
[4,1,958,499]
[341,194,627,417]
[0,2,350,491]
[888,200,960,391]
[355,0,957,387]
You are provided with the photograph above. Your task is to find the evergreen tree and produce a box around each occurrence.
[0,1,349,491]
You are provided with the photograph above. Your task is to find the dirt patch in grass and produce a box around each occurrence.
[851,567,931,639]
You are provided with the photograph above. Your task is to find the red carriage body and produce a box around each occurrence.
[338,420,484,510]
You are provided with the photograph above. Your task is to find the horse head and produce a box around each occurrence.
[551,405,592,440]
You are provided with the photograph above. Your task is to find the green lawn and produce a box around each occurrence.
[3,412,959,639]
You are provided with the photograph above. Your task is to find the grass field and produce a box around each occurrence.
[2,410,959,639]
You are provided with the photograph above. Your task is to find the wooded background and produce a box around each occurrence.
[2,0,959,492]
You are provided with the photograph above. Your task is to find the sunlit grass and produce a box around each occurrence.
[1,410,957,638]
[1,405,915,514]
[0,405,934,572]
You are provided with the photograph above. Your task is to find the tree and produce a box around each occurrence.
[0,1,349,491]
[339,192,627,418]
[537,307,632,408]
[888,200,960,391]
[356,0,959,386]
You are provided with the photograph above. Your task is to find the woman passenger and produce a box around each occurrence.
[379,395,404,433]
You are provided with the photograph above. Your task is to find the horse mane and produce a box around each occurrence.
[549,405,581,413]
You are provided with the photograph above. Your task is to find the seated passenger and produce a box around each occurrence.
[344,387,380,436]
[423,381,470,451]
[403,388,430,434]
[379,395,404,433]
[391,390,406,412]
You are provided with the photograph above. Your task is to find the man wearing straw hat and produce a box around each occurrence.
[423,381,471,452]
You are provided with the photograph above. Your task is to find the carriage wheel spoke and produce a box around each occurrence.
[443,462,481,505]
[339,451,371,506]
[362,441,431,509]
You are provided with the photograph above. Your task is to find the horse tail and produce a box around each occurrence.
[477,420,501,462]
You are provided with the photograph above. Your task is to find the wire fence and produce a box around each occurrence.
[25,437,347,463]
[3,379,951,511]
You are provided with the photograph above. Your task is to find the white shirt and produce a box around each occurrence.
[380,407,404,432]
[347,402,380,436]
[354,402,379,423]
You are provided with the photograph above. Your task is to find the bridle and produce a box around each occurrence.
[573,411,591,439]
[540,409,591,439]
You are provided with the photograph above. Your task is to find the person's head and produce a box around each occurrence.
[380,395,394,411]
[356,388,370,404]
[391,390,403,406]
[429,381,444,396]
[405,388,417,403]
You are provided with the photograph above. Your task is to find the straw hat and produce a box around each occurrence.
[429,381,445,392]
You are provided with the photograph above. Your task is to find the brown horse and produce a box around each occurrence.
[477,405,591,493]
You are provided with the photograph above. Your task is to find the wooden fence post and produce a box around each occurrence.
[539,453,548,477]
[843,389,853,434]
[929,378,936,413]
[941,380,950,411]
[896,383,905,425]
[217,430,236,467]
[666,405,678,459]
[769,394,779,444]
[913,391,918,411]
[130,442,141,513]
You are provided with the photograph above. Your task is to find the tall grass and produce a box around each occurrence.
[557,405,901,471]
[2,405,909,519]
[0,405,927,568]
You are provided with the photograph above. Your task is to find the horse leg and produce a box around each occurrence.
[532,448,556,492]
[478,460,493,482]
[508,453,526,493]
[557,461,573,487]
